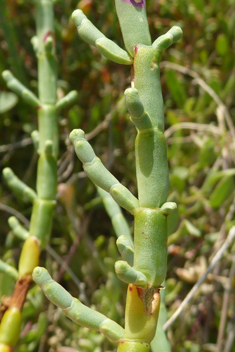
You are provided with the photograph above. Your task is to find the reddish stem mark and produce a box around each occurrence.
[134,45,139,55]
[0,296,11,322]
[121,0,145,8]
[43,30,55,44]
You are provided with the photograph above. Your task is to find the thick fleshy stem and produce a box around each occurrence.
[117,284,160,352]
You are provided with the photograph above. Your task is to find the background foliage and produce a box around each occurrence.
[0,0,235,351]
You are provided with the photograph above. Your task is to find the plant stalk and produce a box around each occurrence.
[0,0,58,350]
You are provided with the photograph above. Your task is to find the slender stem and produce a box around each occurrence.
[0,0,58,350]
[36,0,57,105]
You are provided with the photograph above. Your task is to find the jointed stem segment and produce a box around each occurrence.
[116,235,134,265]
[33,267,125,342]
[72,10,133,65]
[123,284,160,343]
[8,217,29,241]
[115,261,148,287]
[70,129,139,213]
[3,168,37,203]
[2,70,40,107]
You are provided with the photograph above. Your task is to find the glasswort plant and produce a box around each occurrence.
[32,1,182,351]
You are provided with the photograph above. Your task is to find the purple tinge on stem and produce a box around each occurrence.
[43,30,55,45]
[121,0,145,9]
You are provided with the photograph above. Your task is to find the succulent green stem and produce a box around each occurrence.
[33,267,125,342]
[70,129,139,213]
[8,217,29,241]
[0,0,66,349]
[0,308,22,348]
[116,235,134,266]
[116,284,160,352]
[2,71,40,107]
[72,10,133,65]
[114,0,151,57]
[3,168,37,203]
[0,261,18,280]
[55,90,78,110]
[97,187,133,246]
[36,0,57,105]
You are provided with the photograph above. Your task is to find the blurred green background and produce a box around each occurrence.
[0,0,235,351]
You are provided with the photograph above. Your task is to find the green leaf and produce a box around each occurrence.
[198,139,216,169]
[191,0,205,11]
[202,169,235,194]
[0,91,18,114]
[209,175,234,209]
[184,97,196,114]
[170,167,188,193]
[165,69,187,108]
[216,34,229,56]
[184,219,201,237]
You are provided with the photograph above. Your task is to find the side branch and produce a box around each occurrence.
[3,168,37,203]
[70,129,139,213]
[97,187,133,245]
[72,10,132,65]
[33,267,125,342]
[2,70,40,107]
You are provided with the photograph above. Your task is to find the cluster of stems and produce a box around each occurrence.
[32,1,182,352]
[0,0,77,350]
